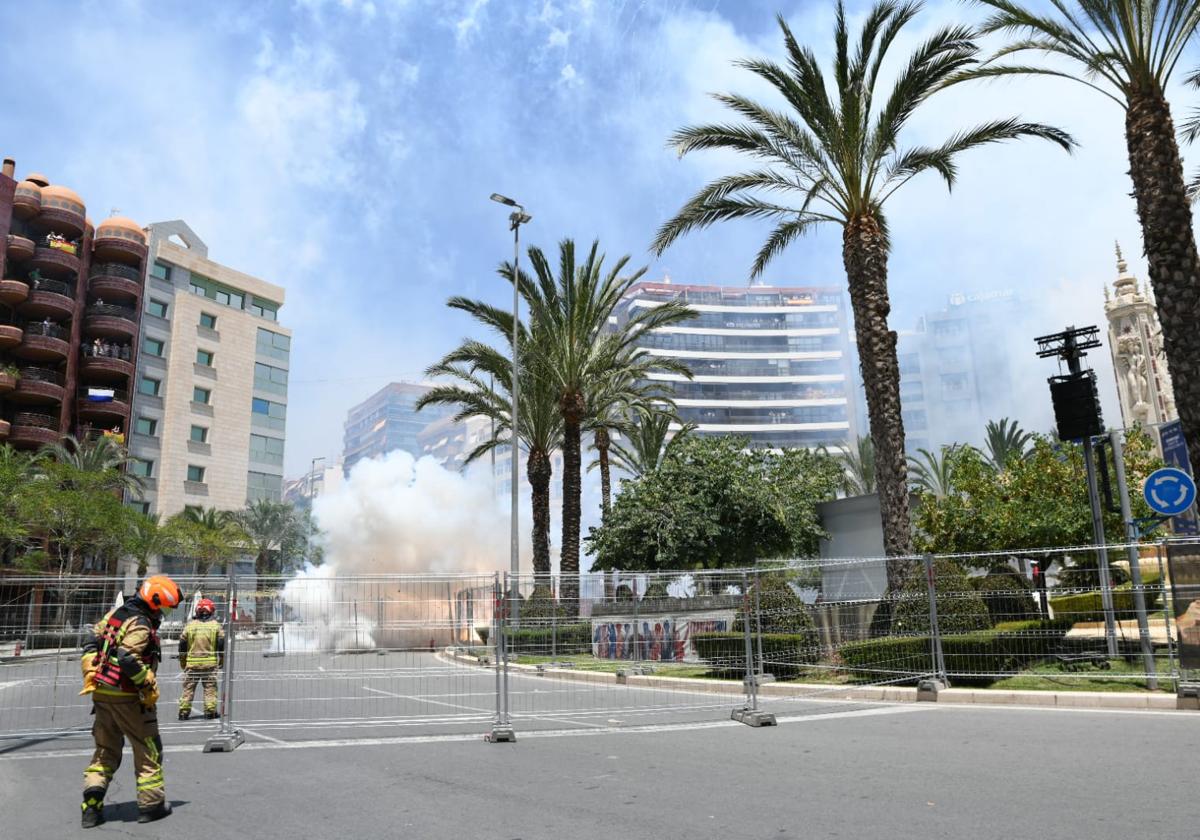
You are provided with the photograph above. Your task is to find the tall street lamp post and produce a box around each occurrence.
[490,193,531,611]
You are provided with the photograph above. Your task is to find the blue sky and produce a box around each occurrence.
[2,0,1189,475]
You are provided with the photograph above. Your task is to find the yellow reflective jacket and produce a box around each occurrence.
[179,619,225,669]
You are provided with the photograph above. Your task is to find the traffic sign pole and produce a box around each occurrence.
[1110,430,1157,689]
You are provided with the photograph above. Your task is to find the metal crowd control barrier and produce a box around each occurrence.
[1,541,1193,750]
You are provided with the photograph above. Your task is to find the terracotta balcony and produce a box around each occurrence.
[7,412,61,448]
[0,323,22,350]
[12,182,41,220]
[93,218,147,264]
[84,304,138,340]
[0,278,29,306]
[0,419,9,440]
[29,244,81,276]
[14,326,70,363]
[88,262,143,302]
[6,233,35,262]
[18,280,76,320]
[77,387,130,421]
[37,186,86,239]
[0,368,15,393]
[80,352,134,381]
[10,367,65,404]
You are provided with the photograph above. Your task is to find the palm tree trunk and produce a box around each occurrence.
[560,395,585,608]
[527,447,553,593]
[843,215,913,590]
[1125,89,1200,481]
[595,427,612,516]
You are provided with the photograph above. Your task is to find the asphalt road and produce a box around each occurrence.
[1,700,1196,840]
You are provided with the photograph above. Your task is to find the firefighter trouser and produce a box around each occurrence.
[179,667,219,714]
[83,697,165,811]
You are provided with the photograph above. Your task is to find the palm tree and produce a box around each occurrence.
[511,239,695,602]
[236,499,308,577]
[832,435,876,496]
[606,408,695,480]
[171,506,244,577]
[420,331,564,585]
[908,446,962,498]
[984,417,1033,469]
[45,433,146,498]
[125,513,179,577]
[652,1,1071,586]
[585,358,681,515]
[970,0,1200,483]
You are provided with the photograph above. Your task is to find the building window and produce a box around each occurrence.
[256,328,291,362]
[186,465,206,483]
[130,459,154,478]
[147,299,168,318]
[138,376,161,397]
[150,261,171,281]
[196,349,214,367]
[193,386,211,405]
[249,299,279,321]
[249,433,285,466]
[134,417,157,437]
[254,362,288,394]
[128,501,152,515]
[199,312,217,330]
[190,273,244,310]
[142,337,165,357]
[190,425,208,443]
[247,470,283,502]
[252,397,287,431]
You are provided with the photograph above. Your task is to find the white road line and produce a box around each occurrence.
[241,728,288,745]
[0,705,926,760]
[362,685,496,715]
[0,680,33,693]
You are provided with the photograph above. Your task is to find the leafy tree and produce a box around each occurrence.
[421,324,564,583]
[970,0,1200,483]
[984,417,1033,469]
[125,513,180,578]
[891,557,991,634]
[973,570,1040,624]
[236,499,310,576]
[606,408,694,480]
[915,431,1163,558]
[831,435,875,496]
[587,436,841,573]
[513,239,694,602]
[0,445,37,551]
[652,1,1071,582]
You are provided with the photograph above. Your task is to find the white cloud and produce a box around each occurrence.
[455,0,489,45]
[559,62,580,86]
[547,27,569,48]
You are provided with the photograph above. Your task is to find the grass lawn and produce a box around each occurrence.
[513,653,713,679]
[986,657,1175,693]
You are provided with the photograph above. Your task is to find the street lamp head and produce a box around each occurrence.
[512,211,532,226]
[490,193,519,207]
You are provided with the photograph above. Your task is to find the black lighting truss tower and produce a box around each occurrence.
[1034,326,1104,441]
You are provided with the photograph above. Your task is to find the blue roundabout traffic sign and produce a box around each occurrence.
[1142,467,1198,517]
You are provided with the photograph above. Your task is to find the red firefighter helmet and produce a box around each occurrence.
[195,598,216,619]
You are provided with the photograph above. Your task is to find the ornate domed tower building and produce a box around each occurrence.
[1104,244,1178,429]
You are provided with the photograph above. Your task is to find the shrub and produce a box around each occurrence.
[643,580,669,599]
[505,623,592,656]
[973,571,1039,624]
[1056,554,1131,589]
[891,558,991,635]
[694,631,823,680]
[838,619,1075,685]
[520,590,570,621]
[736,574,817,635]
[1048,585,1162,623]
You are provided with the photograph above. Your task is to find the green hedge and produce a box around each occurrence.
[891,558,991,635]
[1048,585,1162,623]
[505,623,592,655]
[693,631,823,680]
[838,619,1076,685]
[973,572,1039,624]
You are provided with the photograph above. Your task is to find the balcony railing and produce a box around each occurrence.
[24,322,70,341]
[86,303,137,321]
[90,262,143,283]
[11,411,58,430]
[29,276,74,297]
[81,341,134,361]
[18,367,65,386]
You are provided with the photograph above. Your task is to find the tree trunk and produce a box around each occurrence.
[1125,89,1200,481]
[842,215,913,590]
[595,427,612,516]
[527,447,553,593]
[559,393,585,608]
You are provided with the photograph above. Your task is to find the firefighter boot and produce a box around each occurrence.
[81,787,106,828]
[204,710,219,720]
[138,802,172,824]
[178,709,191,721]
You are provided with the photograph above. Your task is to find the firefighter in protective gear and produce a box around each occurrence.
[80,575,181,829]
[178,597,225,720]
